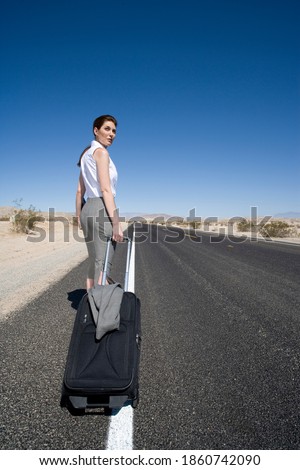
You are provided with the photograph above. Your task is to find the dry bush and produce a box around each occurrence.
[12,205,44,234]
[259,221,292,238]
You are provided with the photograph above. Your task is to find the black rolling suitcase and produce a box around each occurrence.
[61,237,141,410]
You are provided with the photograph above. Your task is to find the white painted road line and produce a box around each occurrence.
[106,233,135,450]
[106,405,134,450]
[127,235,135,294]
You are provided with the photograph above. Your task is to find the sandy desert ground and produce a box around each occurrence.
[0,221,87,319]
[0,217,299,320]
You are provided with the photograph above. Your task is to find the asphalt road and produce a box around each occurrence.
[1,224,300,450]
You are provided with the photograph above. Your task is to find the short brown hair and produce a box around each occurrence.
[77,115,118,166]
[93,115,118,135]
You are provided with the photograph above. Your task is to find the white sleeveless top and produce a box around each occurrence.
[80,140,118,198]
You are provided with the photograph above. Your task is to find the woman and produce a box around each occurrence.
[76,115,123,289]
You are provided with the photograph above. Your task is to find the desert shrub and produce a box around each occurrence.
[259,221,292,238]
[189,220,201,229]
[12,205,44,233]
[237,219,255,231]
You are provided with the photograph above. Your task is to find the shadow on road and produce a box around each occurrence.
[67,289,86,310]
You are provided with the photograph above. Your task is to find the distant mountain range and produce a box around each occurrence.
[0,206,179,221]
[274,212,300,218]
[122,212,300,221]
[1,206,299,220]
[0,206,75,219]
[0,206,16,217]
[120,212,180,221]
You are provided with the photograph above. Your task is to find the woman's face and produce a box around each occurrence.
[94,120,116,148]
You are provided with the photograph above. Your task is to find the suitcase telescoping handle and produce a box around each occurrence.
[102,237,132,291]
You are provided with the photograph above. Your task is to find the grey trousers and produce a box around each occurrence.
[80,197,115,284]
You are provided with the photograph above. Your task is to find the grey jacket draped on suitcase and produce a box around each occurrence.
[88,282,123,340]
[61,237,141,410]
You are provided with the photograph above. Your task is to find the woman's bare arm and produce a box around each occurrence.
[94,148,123,242]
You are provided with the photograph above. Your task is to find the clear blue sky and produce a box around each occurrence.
[0,0,299,219]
